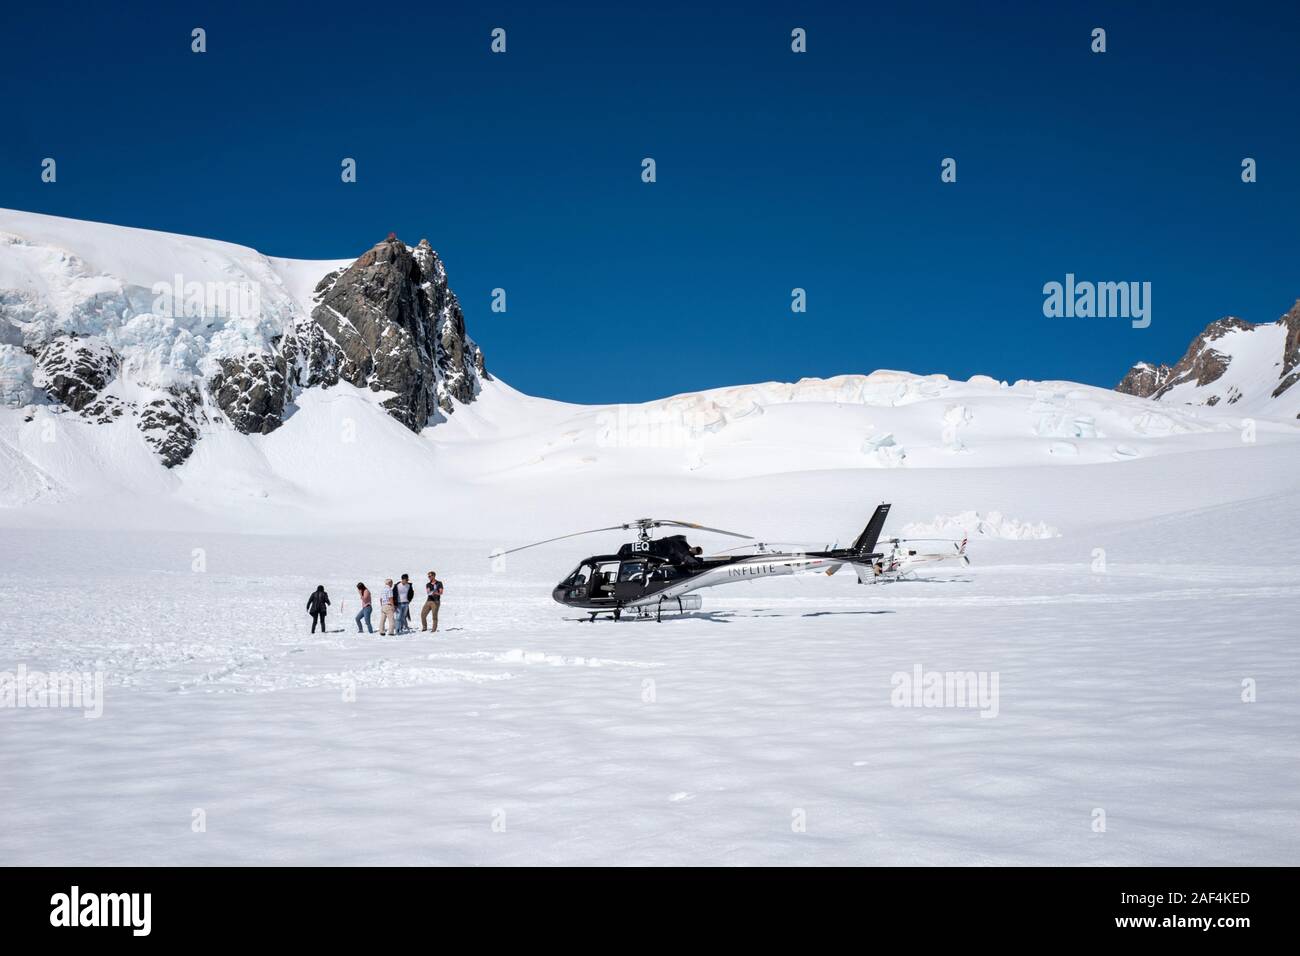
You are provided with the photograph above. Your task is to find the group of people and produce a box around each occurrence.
[305,571,445,635]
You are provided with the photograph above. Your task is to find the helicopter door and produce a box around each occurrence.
[613,560,649,602]
[592,561,621,600]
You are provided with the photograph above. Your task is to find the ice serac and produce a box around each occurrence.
[0,344,35,407]
[301,236,487,431]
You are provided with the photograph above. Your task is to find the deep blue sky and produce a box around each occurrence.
[3,1,1298,402]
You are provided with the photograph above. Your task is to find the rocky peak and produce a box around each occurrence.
[1115,361,1171,399]
[1116,302,1300,418]
[298,235,486,431]
[1160,316,1255,394]
[1117,316,1254,400]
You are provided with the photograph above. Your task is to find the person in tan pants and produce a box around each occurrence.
[420,571,444,632]
[378,578,397,636]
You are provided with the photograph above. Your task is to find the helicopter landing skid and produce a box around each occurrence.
[570,607,624,622]
[570,598,697,623]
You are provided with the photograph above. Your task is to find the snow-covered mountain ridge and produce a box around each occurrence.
[0,209,486,466]
[1116,302,1300,419]
[2,209,1298,535]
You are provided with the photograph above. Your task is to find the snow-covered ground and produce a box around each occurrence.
[2,395,1298,864]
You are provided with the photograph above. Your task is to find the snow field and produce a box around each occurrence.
[2,466,1298,864]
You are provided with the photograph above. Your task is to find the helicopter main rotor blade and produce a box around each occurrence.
[653,520,753,540]
[715,540,828,554]
[496,526,628,557]
[498,517,753,559]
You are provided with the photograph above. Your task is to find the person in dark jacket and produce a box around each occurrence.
[307,585,330,633]
[394,574,414,634]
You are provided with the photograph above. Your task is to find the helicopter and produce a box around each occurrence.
[497,505,893,621]
[869,535,970,582]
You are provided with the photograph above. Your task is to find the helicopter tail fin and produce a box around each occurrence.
[852,503,891,554]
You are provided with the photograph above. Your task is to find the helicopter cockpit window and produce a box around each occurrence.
[562,563,594,587]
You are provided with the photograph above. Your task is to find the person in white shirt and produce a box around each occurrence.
[394,573,415,634]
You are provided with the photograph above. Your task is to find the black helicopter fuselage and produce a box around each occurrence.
[551,538,883,613]
[502,505,893,619]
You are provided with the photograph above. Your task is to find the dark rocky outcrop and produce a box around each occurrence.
[304,236,487,431]
[1115,362,1171,399]
[1151,317,1254,397]
[1272,300,1300,399]
[287,308,344,391]
[27,334,204,467]
[80,393,131,425]
[33,336,120,412]
[199,234,488,447]
[1117,316,1258,400]
[137,387,204,469]
[208,351,288,435]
